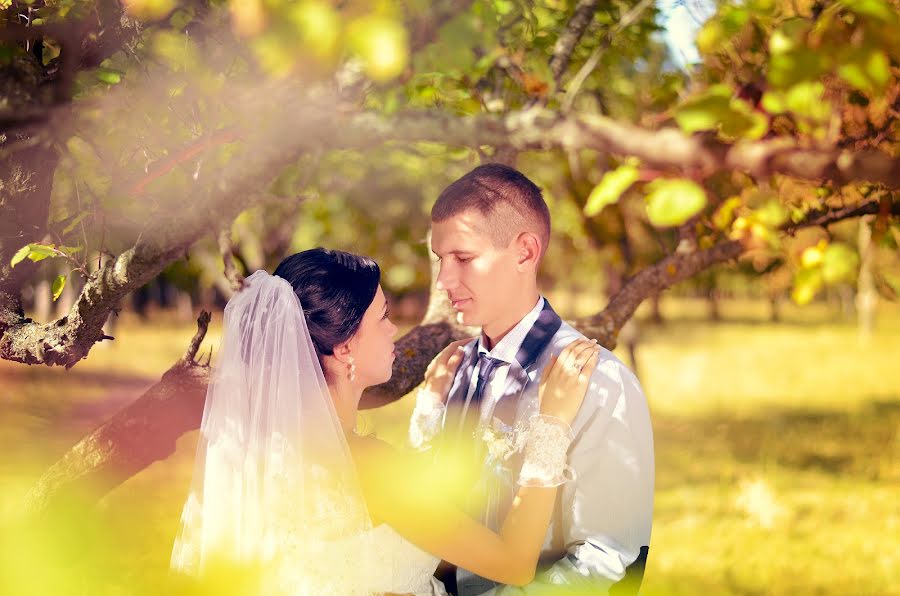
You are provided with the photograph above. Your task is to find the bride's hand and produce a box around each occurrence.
[538,339,600,425]
[421,338,471,405]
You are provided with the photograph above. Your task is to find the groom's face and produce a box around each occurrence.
[431,210,519,328]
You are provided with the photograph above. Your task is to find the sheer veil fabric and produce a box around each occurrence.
[171,270,379,594]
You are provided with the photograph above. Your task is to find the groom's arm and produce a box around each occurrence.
[494,355,655,595]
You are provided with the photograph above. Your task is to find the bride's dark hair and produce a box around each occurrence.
[273,248,380,365]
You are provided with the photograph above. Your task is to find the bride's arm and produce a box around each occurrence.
[355,339,600,587]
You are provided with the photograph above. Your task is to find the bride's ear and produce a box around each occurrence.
[332,341,352,364]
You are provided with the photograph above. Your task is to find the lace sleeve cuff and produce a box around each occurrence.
[517,415,576,487]
[408,387,446,450]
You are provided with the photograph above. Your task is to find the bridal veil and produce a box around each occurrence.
[171,270,376,594]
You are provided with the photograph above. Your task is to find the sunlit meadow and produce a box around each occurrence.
[1,296,898,595]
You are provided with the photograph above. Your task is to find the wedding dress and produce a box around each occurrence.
[367,524,446,595]
[170,271,446,595]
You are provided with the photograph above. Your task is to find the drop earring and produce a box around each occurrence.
[347,355,356,382]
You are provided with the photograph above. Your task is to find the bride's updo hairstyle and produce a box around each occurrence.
[273,248,380,367]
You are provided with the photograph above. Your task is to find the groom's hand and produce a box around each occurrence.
[422,338,471,404]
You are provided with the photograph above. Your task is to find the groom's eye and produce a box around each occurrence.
[382,308,390,320]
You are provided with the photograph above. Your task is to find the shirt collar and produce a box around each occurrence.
[477,296,545,364]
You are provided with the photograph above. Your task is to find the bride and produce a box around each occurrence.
[170,248,599,595]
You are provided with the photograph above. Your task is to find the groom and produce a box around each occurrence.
[421,164,654,595]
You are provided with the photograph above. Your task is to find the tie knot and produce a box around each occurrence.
[477,354,506,382]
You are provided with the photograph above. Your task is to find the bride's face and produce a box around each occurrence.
[349,285,398,386]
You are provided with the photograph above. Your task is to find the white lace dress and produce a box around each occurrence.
[366,524,448,596]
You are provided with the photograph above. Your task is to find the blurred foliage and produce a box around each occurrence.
[3,0,897,304]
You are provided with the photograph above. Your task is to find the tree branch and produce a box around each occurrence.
[406,0,477,52]
[337,109,900,189]
[24,312,212,514]
[573,195,898,349]
[574,239,745,347]
[181,310,212,365]
[561,0,654,112]
[784,195,899,232]
[549,0,602,86]
[217,226,245,293]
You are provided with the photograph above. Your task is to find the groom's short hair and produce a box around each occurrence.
[431,163,551,258]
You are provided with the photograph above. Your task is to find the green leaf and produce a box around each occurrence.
[57,245,83,256]
[675,86,767,139]
[761,91,786,114]
[10,243,59,267]
[674,85,732,133]
[95,67,123,85]
[10,245,32,267]
[51,275,67,302]
[719,6,750,35]
[696,21,724,55]
[821,243,859,284]
[768,49,828,89]
[169,7,195,30]
[126,0,178,22]
[713,197,742,230]
[347,15,408,82]
[26,244,59,263]
[837,47,890,95]
[584,164,639,217]
[792,267,823,305]
[768,18,809,56]
[840,0,900,25]
[61,212,89,236]
[153,30,200,72]
[645,179,708,227]
[49,169,76,224]
[720,103,768,140]
[288,0,340,60]
[754,200,789,228]
[784,81,830,121]
[41,38,61,66]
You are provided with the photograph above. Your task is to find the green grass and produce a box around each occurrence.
[1,298,898,595]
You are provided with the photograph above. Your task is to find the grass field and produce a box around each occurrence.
[1,297,898,595]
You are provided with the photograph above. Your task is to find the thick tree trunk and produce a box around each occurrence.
[0,141,58,346]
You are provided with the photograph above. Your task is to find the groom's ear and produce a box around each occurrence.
[515,231,542,271]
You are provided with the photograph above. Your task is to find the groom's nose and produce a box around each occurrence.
[435,262,456,293]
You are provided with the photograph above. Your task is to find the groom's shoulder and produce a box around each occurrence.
[545,321,585,355]
[550,322,640,385]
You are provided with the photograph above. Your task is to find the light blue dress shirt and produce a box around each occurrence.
[438,298,655,595]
